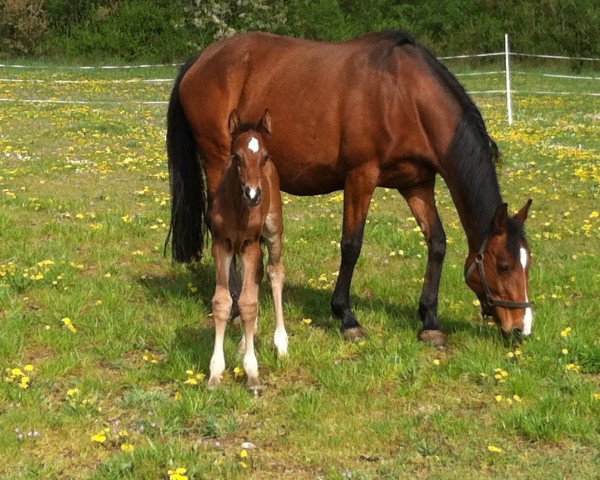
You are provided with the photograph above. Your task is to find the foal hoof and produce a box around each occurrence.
[418,329,448,348]
[343,326,367,342]
[207,377,221,391]
[247,379,263,396]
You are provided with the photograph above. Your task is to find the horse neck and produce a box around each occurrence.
[441,115,503,251]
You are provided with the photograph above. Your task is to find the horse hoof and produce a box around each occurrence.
[207,377,221,390]
[247,379,263,396]
[418,329,447,348]
[343,326,367,342]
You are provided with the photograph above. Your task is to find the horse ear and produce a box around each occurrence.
[258,109,272,136]
[228,110,241,136]
[514,198,533,224]
[491,203,509,234]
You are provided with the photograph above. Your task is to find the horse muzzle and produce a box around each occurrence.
[243,186,262,207]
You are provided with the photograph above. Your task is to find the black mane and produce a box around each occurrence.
[379,30,504,246]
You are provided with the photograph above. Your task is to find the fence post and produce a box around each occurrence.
[504,33,513,125]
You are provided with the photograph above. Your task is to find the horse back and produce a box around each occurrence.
[180,32,462,195]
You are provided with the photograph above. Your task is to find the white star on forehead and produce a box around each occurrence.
[248,137,259,153]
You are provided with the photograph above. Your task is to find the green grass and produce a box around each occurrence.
[0,62,599,479]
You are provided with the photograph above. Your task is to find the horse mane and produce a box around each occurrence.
[371,30,499,162]
[371,30,504,244]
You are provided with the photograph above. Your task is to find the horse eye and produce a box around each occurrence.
[498,264,512,274]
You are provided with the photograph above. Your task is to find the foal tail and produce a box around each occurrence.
[165,55,207,263]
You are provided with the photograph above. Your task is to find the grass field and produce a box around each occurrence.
[1,61,599,479]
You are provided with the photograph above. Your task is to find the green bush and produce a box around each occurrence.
[0,0,48,55]
[42,0,196,62]
[0,0,597,62]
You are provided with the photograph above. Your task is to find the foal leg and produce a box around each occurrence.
[400,181,447,347]
[228,256,241,323]
[208,241,233,388]
[264,204,288,357]
[238,241,263,393]
[331,167,378,341]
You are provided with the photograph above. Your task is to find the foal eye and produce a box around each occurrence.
[498,264,512,274]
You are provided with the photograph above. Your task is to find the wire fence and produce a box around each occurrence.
[1,35,598,123]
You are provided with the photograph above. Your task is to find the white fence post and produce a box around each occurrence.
[504,33,514,125]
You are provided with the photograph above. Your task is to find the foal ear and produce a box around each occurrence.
[513,198,533,224]
[228,110,241,136]
[491,203,509,234]
[258,109,272,136]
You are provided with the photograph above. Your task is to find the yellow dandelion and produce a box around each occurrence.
[18,376,30,389]
[301,318,312,325]
[91,432,107,443]
[487,444,503,453]
[168,467,188,480]
[62,317,77,333]
[560,327,572,338]
[183,378,198,385]
[495,395,503,402]
[433,359,441,366]
[593,393,600,400]
[120,443,135,452]
[233,367,245,379]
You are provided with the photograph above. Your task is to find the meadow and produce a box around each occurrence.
[0,61,599,479]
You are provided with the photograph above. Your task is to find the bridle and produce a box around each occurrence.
[465,239,533,310]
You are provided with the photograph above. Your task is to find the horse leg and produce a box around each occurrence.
[228,256,241,323]
[263,202,288,357]
[208,240,233,389]
[400,182,448,347]
[331,167,377,341]
[238,241,263,394]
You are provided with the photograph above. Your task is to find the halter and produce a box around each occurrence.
[465,239,533,310]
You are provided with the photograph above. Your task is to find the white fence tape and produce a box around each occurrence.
[0,50,599,71]
[0,98,168,105]
[0,63,179,70]
[0,78,173,84]
[511,53,600,62]
[1,39,598,120]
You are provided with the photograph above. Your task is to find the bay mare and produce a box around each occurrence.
[166,30,533,346]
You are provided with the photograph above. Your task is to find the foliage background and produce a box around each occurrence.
[1,0,599,61]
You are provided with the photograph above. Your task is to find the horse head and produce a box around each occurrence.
[228,109,272,207]
[465,200,533,337]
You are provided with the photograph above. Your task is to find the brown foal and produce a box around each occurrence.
[207,109,287,393]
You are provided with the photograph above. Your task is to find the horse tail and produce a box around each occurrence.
[165,55,207,263]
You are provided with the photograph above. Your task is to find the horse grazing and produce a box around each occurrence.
[207,109,287,393]
[167,31,533,347]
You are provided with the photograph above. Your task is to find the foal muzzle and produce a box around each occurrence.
[243,186,262,206]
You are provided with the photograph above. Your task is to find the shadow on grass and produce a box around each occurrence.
[137,262,492,347]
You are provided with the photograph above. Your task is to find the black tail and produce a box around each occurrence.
[165,55,207,263]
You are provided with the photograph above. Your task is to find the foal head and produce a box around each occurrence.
[465,200,533,337]
[228,109,272,207]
